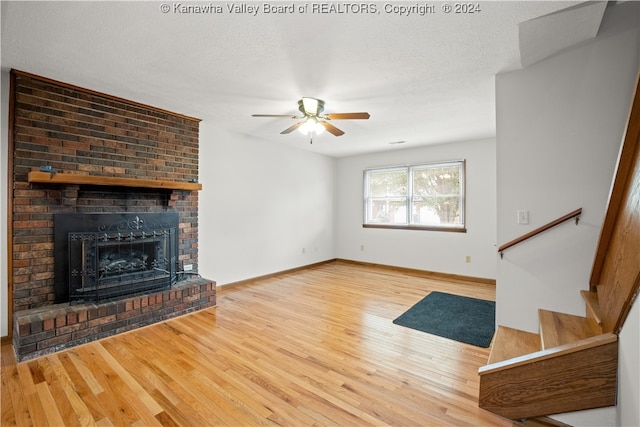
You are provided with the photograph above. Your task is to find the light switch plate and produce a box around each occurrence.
[517,210,529,225]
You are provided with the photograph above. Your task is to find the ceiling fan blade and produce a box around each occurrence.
[252,114,298,118]
[320,121,345,137]
[325,112,370,120]
[281,122,303,134]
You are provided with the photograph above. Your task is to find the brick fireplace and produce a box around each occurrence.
[8,70,216,361]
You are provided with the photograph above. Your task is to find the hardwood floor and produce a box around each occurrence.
[1,260,515,426]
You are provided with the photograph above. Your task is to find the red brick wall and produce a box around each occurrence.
[10,70,201,313]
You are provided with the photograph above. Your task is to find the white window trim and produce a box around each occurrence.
[363,160,466,232]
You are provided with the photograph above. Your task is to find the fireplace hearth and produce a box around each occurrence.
[55,213,179,303]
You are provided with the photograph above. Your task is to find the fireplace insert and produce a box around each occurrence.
[54,213,179,303]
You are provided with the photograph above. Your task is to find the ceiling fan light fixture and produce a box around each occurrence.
[298,116,316,135]
[297,117,326,136]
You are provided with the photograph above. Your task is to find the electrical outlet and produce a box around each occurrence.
[465,256,471,263]
[360,245,365,251]
[302,248,306,254]
[184,264,193,271]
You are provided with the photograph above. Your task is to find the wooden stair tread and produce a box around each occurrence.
[538,309,602,349]
[580,290,603,326]
[487,325,541,365]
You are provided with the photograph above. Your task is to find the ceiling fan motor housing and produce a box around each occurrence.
[299,97,324,116]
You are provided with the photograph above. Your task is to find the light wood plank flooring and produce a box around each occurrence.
[2,260,515,426]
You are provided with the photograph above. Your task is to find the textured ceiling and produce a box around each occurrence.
[1,1,606,157]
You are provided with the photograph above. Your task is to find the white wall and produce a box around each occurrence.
[618,299,640,427]
[496,1,639,332]
[198,123,336,285]
[336,138,497,280]
[496,3,639,426]
[1,71,9,337]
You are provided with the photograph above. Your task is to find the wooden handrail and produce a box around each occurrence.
[498,208,582,258]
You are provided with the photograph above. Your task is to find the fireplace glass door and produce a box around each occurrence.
[55,213,178,303]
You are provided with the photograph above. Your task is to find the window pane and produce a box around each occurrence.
[367,198,407,224]
[367,169,407,197]
[412,196,461,226]
[411,163,462,226]
[412,164,460,197]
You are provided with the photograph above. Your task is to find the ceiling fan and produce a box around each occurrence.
[252,97,370,142]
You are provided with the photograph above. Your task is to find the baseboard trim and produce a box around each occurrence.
[1,336,12,346]
[335,259,496,286]
[218,258,494,294]
[217,259,338,292]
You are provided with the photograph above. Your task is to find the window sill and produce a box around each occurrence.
[363,224,467,233]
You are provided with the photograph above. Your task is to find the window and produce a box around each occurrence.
[363,160,465,232]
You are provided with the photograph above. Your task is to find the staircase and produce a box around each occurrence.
[479,72,640,420]
[478,308,618,419]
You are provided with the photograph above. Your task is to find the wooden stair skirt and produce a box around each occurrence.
[478,302,618,419]
[478,323,617,420]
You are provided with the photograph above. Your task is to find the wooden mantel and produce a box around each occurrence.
[28,171,202,191]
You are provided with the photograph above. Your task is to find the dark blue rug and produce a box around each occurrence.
[392,291,495,347]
